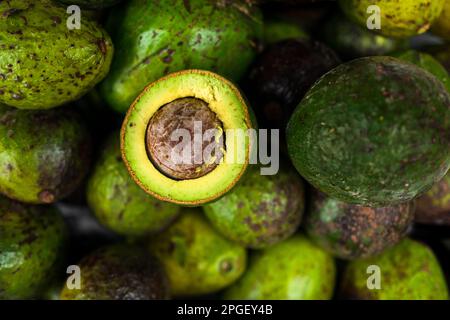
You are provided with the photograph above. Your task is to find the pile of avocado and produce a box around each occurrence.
[1,0,450,300]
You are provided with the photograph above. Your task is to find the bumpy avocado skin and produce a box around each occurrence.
[0,196,66,299]
[87,132,181,237]
[340,238,449,300]
[305,190,414,260]
[339,0,444,38]
[0,0,113,110]
[392,50,450,93]
[432,1,450,41]
[415,173,450,226]
[245,39,340,131]
[224,235,335,300]
[286,56,450,206]
[60,245,170,300]
[322,14,408,59]
[0,104,91,204]
[54,0,124,9]
[204,165,305,249]
[101,0,263,113]
[148,209,247,297]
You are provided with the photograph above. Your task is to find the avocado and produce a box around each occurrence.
[121,70,254,205]
[339,0,444,38]
[263,19,309,45]
[54,0,124,9]
[305,190,414,260]
[432,1,450,41]
[392,50,450,93]
[415,173,450,226]
[100,0,263,113]
[286,56,450,206]
[0,104,91,204]
[60,244,170,300]
[245,39,340,131]
[87,132,181,237]
[340,238,449,300]
[224,235,335,300]
[321,13,408,60]
[428,45,450,74]
[0,196,66,299]
[204,165,305,249]
[0,0,113,110]
[148,209,247,297]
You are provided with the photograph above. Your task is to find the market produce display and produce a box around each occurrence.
[0,0,449,301]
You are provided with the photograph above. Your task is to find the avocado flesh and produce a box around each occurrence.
[60,244,170,300]
[224,235,335,300]
[101,0,262,113]
[287,56,450,206]
[148,209,247,297]
[0,0,113,110]
[121,70,253,205]
[0,104,91,204]
[87,132,181,237]
[340,238,449,300]
[0,196,66,299]
[339,0,445,38]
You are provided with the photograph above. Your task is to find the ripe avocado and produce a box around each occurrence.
[0,0,113,110]
[54,0,124,8]
[305,190,414,260]
[245,39,340,130]
[204,165,305,249]
[0,104,91,204]
[321,13,408,60]
[286,56,450,206]
[391,50,450,93]
[339,0,445,38]
[121,70,254,205]
[100,0,263,113]
[87,132,181,237]
[415,173,450,226]
[148,209,247,297]
[224,235,335,300]
[60,244,170,300]
[432,1,450,41]
[340,238,449,300]
[0,196,66,299]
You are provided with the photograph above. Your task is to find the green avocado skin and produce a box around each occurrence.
[100,0,263,113]
[87,132,181,237]
[339,0,444,38]
[224,235,336,300]
[287,56,450,206]
[60,245,170,300]
[54,0,124,9]
[0,196,66,299]
[148,209,247,297]
[0,0,113,110]
[322,14,408,59]
[392,50,450,93]
[305,190,414,260]
[340,238,449,300]
[204,165,305,249]
[0,104,92,204]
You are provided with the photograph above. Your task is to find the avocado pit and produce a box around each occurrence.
[146,97,225,180]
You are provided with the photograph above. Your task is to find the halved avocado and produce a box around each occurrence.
[121,70,253,205]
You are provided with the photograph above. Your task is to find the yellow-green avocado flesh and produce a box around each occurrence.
[121,70,253,205]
